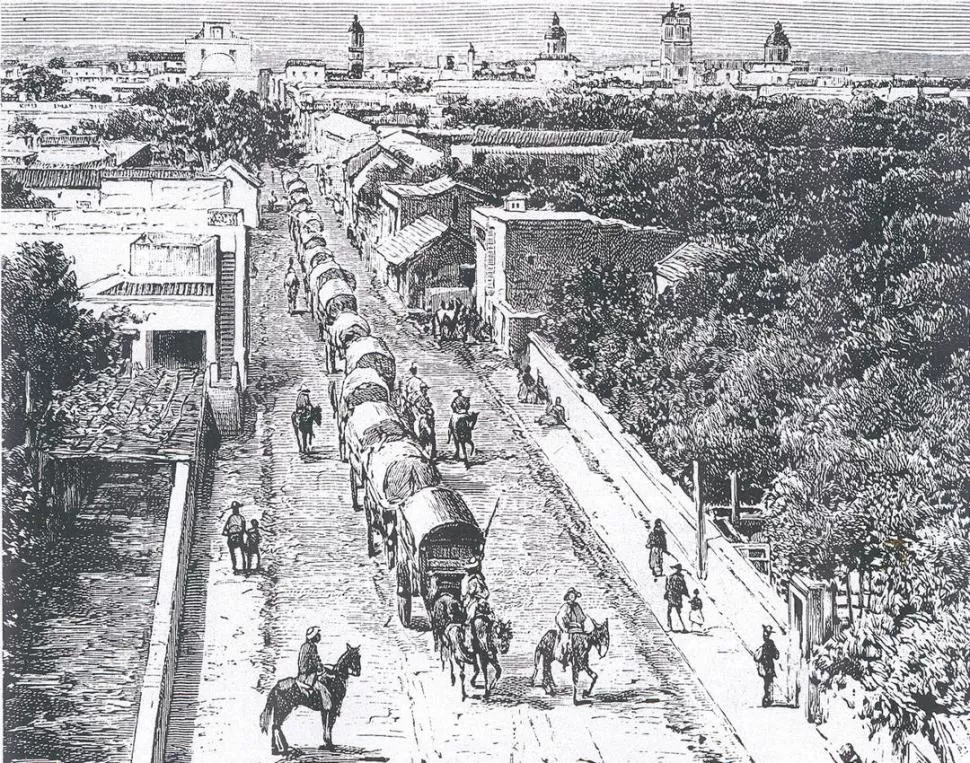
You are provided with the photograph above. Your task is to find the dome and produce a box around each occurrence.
[765,21,790,48]
[545,12,566,40]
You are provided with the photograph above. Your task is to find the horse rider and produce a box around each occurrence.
[451,387,471,424]
[413,382,437,457]
[404,363,425,404]
[284,261,299,311]
[555,587,589,666]
[296,383,312,413]
[297,626,326,700]
[461,557,490,621]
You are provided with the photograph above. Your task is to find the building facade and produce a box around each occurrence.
[661,3,693,83]
[184,21,257,91]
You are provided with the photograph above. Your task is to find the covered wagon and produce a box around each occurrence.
[344,336,395,386]
[393,486,484,627]
[326,313,370,371]
[342,401,411,509]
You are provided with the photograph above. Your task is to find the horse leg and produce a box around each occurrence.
[272,724,288,756]
[489,656,502,696]
[482,656,490,700]
[531,648,541,686]
[583,667,598,699]
[544,653,556,695]
[573,665,582,705]
[321,709,332,749]
[458,659,467,701]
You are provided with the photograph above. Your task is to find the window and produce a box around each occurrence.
[229,49,237,60]
[664,26,673,39]
[451,196,460,223]
[212,26,224,39]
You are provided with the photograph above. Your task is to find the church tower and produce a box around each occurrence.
[348,14,364,78]
[764,21,791,63]
[545,12,567,56]
[660,3,692,83]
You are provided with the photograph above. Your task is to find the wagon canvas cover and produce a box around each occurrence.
[366,440,440,506]
[344,402,411,459]
[328,312,370,349]
[398,486,483,559]
[344,336,395,381]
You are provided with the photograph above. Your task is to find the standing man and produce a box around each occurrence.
[404,363,424,403]
[754,624,780,707]
[664,562,689,632]
[413,382,437,460]
[267,190,278,213]
[647,519,668,580]
[555,587,588,667]
[222,500,246,573]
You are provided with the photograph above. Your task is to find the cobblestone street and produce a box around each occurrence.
[165,179,753,762]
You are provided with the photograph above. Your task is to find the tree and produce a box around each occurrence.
[47,56,65,69]
[2,173,54,209]
[7,116,39,138]
[92,81,303,170]
[1,242,129,448]
[11,66,65,101]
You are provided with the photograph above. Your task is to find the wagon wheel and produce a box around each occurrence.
[364,501,377,558]
[350,464,361,511]
[385,523,397,569]
[396,560,412,628]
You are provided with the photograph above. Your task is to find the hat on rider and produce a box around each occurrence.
[300,383,310,392]
[409,363,417,373]
[229,500,243,510]
[306,626,321,640]
[563,587,581,600]
[454,388,463,393]
[671,562,684,571]
[420,383,429,390]
[464,557,482,571]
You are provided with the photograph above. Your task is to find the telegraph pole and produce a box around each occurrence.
[693,459,708,579]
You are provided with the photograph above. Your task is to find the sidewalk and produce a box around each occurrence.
[431,338,834,763]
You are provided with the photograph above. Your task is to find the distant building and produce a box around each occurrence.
[764,21,792,63]
[471,194,684,354]
[285,59,328,86]
[349,14,365,79]
[306,112,378,197]
[535,12,579,83]
[127,50,186,75]
[661,3,693,83]
[184,21,257,91]
[471,127,633,177]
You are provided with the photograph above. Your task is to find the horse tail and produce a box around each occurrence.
[259,684,276,734]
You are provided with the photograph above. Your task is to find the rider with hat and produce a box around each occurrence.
[555,587,589,666]
[460,556,490,621]
[404,363,424,402]
[296,383,312,412]
[297,626,325,698]
[412,382,437,459]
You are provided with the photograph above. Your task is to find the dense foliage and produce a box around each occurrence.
[524,93,970,745]
[84,81,302,170]
[4,65,65,101]
[2,242,130,635]
[2,173,55,209]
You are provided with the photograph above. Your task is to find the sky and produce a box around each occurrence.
[3,0,970,72]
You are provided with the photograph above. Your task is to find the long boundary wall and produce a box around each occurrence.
[525,333,791,666]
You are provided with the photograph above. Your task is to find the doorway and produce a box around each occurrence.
[150,330,206,369]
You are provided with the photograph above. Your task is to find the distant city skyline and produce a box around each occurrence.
[3,0,970,73]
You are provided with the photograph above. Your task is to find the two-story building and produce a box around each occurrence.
[471,126,633,178]
[471,193,684,354]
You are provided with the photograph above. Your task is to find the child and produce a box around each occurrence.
[688,588,705,631]
[244,519,262,572]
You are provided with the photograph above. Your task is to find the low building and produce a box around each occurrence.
[471,194,684,354]
[471,126,633,178]
[305,112,378,197]
[372,176,484,307]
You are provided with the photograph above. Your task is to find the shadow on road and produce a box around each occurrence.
[275,744,389,762]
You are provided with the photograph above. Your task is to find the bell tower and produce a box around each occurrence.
[348,14,364,79]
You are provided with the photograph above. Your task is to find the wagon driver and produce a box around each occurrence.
[461,556,490,621]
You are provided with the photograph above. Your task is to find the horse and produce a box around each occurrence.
[259,643,361,755]
[447,412,479,466]
[429,591,465,655]
[531,618,610,705]
[291,405,322,454]
[442,610,513,701]
[414,407,437,462]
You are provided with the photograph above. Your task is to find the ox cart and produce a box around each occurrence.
[342,401,411,513]
[315,280,357,367]
[337,368,391,460]
[392,486,484,628]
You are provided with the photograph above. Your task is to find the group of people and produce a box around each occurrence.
[397,363,476,461]
[221,500,262,573]
[648,519,704,632]
[518,364,568,427]
[430,299,491,343]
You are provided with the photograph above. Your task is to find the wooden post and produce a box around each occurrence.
[693,459,707,579]
[730,470,740,527]
[24,369,34,449]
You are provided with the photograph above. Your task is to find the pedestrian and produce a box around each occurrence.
[222,500,246,573]
[244,518,262,572]
[267,190,278,213]
[664,562,688,632]
[754,624,780,707]
[517,365,535,403]
[647,518,668,579]
[534,372,549,404]
[688,588,705,631]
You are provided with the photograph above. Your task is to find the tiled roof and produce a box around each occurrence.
[128,51,184,62]
[473,126,632,148]
[384,175,485,201]
[375,215,449,266]
[654,242,735,284]
[98,280,215,297]
[46,367,207,462]
[102,166,198,180]
[343,142,383,180]
[19,167,101,189]
[315,112,374,141]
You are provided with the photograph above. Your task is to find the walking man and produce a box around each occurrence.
[664,562,689,631]
[647,519,668,579]
[555,587,589,667]
[754,624,780,706]
[222,500,246,573]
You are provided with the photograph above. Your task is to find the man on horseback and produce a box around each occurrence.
[450,387,471,426]
[404,363,424,402]
[413,382,437,460]
[555,587,589,667]
[461,557,490,622]
[296,383,313,413]
[297,626,326,700]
